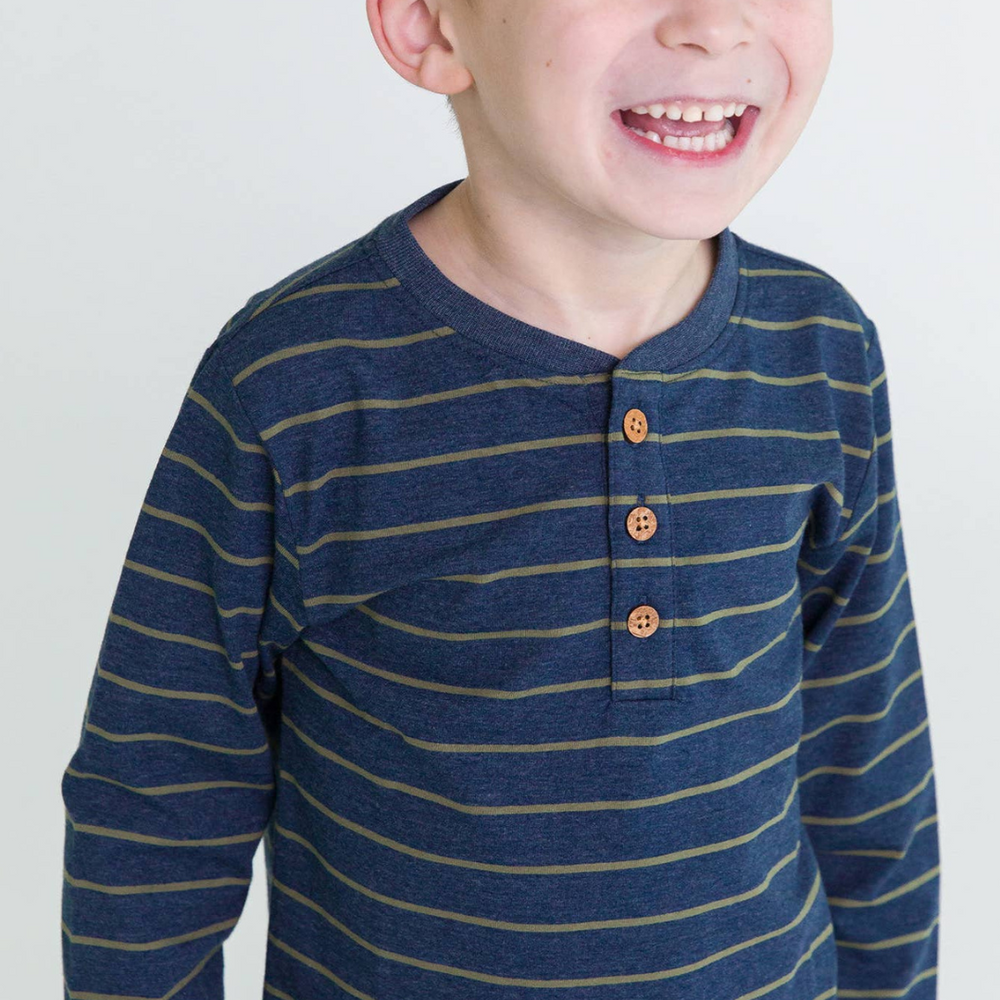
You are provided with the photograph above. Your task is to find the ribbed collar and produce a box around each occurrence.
[371,177,741,376]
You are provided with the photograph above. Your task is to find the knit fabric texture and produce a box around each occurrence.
[61,177,941,999]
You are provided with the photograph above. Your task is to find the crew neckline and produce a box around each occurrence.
[370,177,742,377]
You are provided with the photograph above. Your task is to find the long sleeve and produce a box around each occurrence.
[796,322,941,995]
[60,344,308,998]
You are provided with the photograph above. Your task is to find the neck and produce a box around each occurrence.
[406,176,717,361]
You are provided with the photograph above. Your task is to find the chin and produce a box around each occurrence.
[620,205,739,242]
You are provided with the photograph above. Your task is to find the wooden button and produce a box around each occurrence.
[627,604,660,637]
[623,408,648,443]
[626,506,657,541]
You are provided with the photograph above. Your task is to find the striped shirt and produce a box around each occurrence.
[61,177,941,1000]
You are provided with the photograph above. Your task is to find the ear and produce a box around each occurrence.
[365,0,474,96]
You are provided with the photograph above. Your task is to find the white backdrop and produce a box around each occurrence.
[2,1,996,995]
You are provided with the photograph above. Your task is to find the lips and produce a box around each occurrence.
[613,105,760,163]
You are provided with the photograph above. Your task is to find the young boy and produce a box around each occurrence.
[61,1,941,997]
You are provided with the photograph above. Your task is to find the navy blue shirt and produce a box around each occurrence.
[62,177,941,999]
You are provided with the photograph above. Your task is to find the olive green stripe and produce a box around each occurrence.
[734,927,835,1000]
[61,916,237,952]
[300,631,601,698]
[299,602,803,700]
[93,665,258,715]
[281,651,800,752]
[865,520,903,564]
[730,314,865,333]
[63,868,250,895]
[278,765,801,873]
[660,481,836,504]
[267,872,825,989]
[817,816,937,861]
[303,518,810,606]
[160,447,273,512]
[355,577,798,642]
[597,517,808,571]
[267,934,379,1000]
[798,520,900,577]
[838,967,938,999]
[122,559,264,618]
[841,428,890,469]
[259,366,877,442]
[673,366,871,395]
[107,611,245,669]
[801,767,934,828]
[124,558,215,596]
[273,818,800,931]
[266,848,801,934]
[802,621,917,688]
[832,871,940,912]
[64,808,265,847]
[270,591,305,633]
[836,914,940,951]
[354,602,608,640]
[264,985,309,1000]
[257,277,400,314]
[282,711,800,817]
[231,323,450,386]
[304,526,809,606]
[64,942,222,1000]
[801,719,929,785]
[671,578,799,628]
[284,429,857,496]
[739,267,830,278]
[839,487,896,542]
[841,441,871,460]
[655,426,843,445]
[672,605,802,689]
[835,570,908,627]
[260,371,607,440]
[186,386,266,454]
[84,721,269,756]
[275,540,299,570]
[801,583,848,607]
[802,672,928,772]
[297,485,837,553]
[803,557,903,617]
[246,240,364,321]
[285,433,601,494]
[299,495,604,552]
[62,764,272,796]
[140,502,273,567]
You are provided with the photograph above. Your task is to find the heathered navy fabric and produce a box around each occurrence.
[61,177,941,1000]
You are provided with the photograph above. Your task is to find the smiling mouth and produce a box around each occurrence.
[617,101,759,153]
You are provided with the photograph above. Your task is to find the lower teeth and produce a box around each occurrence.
[627,119,736,152]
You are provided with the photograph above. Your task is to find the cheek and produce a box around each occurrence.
[767,0,834,81]
[778,28,833,106]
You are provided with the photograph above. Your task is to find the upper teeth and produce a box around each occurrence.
[626,102,749,122]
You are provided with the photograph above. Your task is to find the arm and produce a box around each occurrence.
[796,323,941,995]
[60,344,307,998]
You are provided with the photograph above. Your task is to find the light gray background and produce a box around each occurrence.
[2,1,995,994]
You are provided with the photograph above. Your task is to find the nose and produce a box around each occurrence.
[656,0,754,58]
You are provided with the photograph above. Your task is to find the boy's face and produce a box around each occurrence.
[418,0,833,240]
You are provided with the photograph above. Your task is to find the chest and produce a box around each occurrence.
[277,362,851,726]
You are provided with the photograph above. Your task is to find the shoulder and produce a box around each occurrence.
[731,230,882,375]
[734,233,871,328]
[191,224,411,393]
[731,233,890,519]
